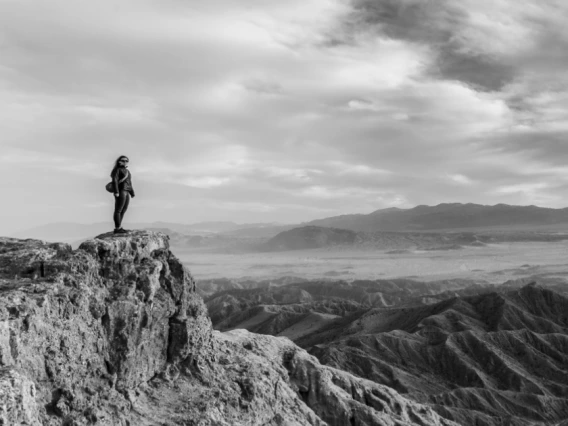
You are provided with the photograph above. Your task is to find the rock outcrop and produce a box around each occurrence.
[0,231,211,425]
[0,231,457,425]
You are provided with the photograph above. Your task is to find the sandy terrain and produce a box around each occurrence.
[175,240,568,284]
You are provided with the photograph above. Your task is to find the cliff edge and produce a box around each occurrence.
[0,231,457,426]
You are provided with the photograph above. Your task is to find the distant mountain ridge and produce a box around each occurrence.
[263,226,361,250]
[306,203,568,232]
[11,203,568,248]
[9,220,283,243]
[263,224,568,252]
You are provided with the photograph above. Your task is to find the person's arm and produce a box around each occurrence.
[113,169,120,196]
[130,173,135,198]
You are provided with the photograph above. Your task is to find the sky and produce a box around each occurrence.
[1,0,568,235]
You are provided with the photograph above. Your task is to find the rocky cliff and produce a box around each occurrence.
[0,231,457,426]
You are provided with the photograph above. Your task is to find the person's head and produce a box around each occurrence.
[115,155,129,168]
[111,155,130,176]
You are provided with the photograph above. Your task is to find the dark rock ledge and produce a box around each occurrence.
[0,231,457,426]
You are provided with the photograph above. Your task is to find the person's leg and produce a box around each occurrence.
[119,192,130,228]
[113,191,128,229]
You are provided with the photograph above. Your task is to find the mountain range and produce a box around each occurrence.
[204,278,489,338]
[307,203,568,232]
[9,220,285,245]
[307,284,568,425]
[262,225,568,251]
[12,203,568,250]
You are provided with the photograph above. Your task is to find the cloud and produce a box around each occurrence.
[344,0,559,91]
[448,174,474,185]
[0,0,567,234]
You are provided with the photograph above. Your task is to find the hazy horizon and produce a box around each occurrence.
[8,200,568,238]
[2,1,568,236]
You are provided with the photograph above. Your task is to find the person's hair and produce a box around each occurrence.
[110,155,129,177]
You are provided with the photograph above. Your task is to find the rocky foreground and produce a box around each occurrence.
[0,231,457,425]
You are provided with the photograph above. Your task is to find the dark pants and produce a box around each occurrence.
[113,191,130,229]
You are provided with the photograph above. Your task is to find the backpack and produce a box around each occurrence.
[105,170,129,193]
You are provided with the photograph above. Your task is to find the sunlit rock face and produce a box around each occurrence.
[0,231,458,425]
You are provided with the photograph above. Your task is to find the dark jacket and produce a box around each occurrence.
[112,166,135,197]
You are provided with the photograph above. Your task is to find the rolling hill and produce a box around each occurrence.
[205,278,490,336]
[303,284,568,425]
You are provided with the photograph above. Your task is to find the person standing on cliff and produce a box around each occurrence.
[111,155,135,234]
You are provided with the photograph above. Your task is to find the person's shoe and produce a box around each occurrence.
[113,228,121,234]
[116,228,129,234]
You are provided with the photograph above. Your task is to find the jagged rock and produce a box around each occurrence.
[0,366,41,425]
[0,231,212,424]
[0,231,460,425]
[0,237,72,280]
[129,329,458,426]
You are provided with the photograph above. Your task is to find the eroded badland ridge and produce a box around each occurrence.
[206,279,568,425]
[307,286,568,426]
[0,231,456,426]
